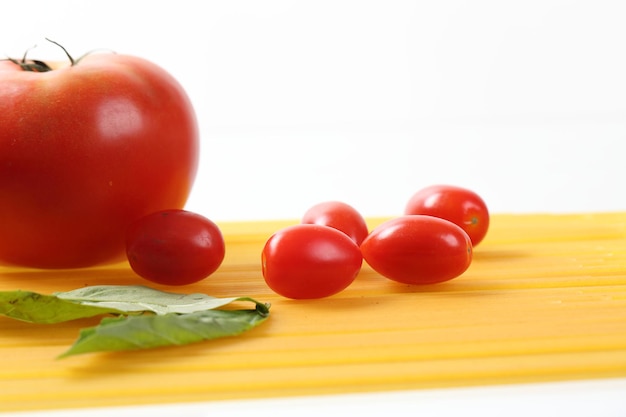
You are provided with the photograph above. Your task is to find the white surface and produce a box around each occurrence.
[2,0,626,221]
[1,1,626,415]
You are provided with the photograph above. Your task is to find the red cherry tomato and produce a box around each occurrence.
[262,224,363,299]
[0,43,198,268]
[404,185,489,246]
[125,210,225,286]
[361,215,472,285]
[301,201,369,245]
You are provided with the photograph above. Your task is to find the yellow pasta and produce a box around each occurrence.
[1,213,625,412]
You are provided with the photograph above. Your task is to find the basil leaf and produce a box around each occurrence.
[1,286,271,358]
[56,285,261,315]
[0,290,125,324]
[1,286,269,324]
[58,307,270,358]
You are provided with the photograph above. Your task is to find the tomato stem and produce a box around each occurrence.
[5,38,76,72]
[4,43,53,72]
[44,38,76,66]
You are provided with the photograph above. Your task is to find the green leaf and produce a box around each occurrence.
[1,286,271,357]
[56,285,263,315]
[0,286,268,324]
[58,307,270,358]
[0,290,125,324]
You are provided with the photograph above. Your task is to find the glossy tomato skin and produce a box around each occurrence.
[0,54,198,268]
[301,201,369,245]
[361,215,472,285]
[262,224,363,299]
[126,210,225,286]
[404,185,489,246]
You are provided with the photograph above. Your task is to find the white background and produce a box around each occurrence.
[2,0,626,222]
[2,1,626,415]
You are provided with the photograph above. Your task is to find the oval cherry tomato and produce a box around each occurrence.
[301,201,369,245]
[404,185,489,246]
[126,209,225,286]
[361,215,472,285]
[0,44,198,268]
[262,224,363,299]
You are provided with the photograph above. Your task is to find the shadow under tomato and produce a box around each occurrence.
[471,248,532,262]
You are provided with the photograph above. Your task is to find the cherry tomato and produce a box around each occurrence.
[0,42,198,268]
[404,185,489,246]
[262,224,363,299]
[125,210,225,286]
[360,215,472,285]
[301,201,369,245]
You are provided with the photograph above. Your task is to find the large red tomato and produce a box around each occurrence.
[0,46,199,268]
